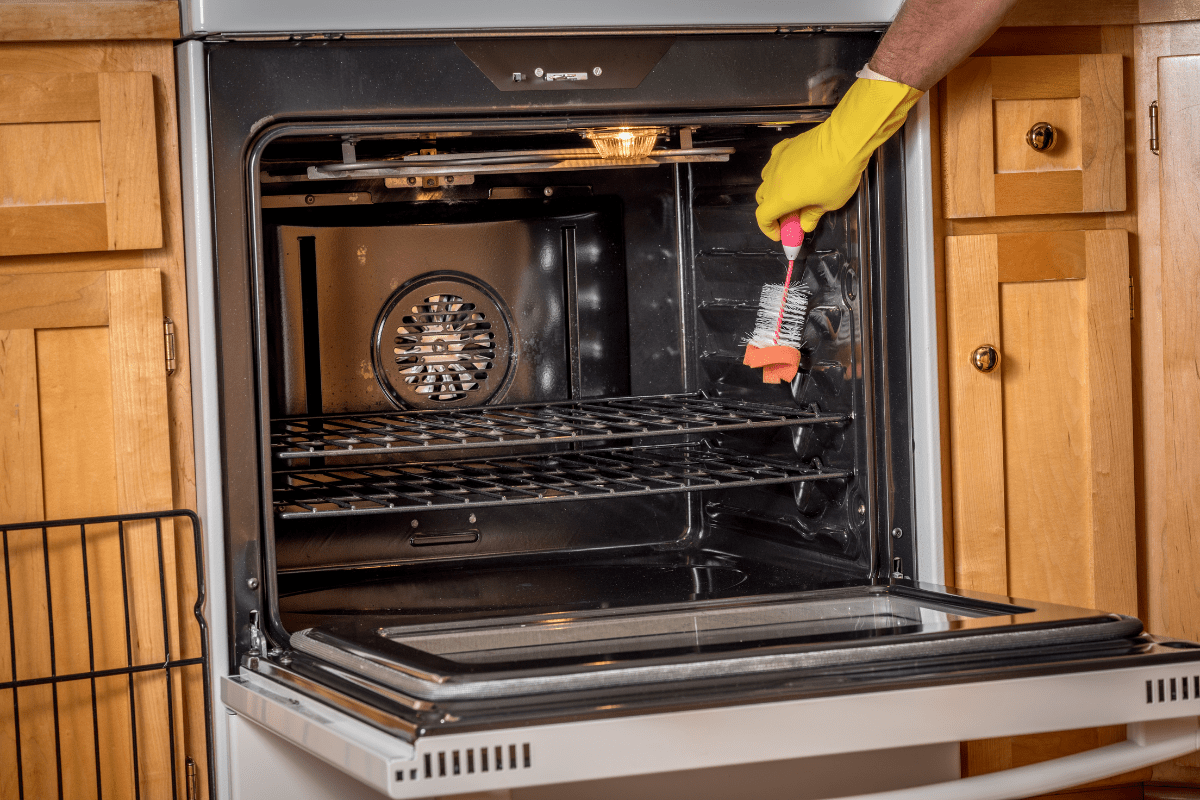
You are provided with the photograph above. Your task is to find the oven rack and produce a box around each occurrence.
[303,146,735,181]
[271,394,846,460]
[274,444,852,518]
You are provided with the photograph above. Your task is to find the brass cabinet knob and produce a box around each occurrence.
[1026,121,1057,152]
[971,345,1000,373]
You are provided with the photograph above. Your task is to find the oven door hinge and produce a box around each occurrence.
[1150,100,1160,155]
[186,757,197,800]
[163,317,176,376]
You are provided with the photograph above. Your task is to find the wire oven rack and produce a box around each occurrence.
[0,510,211,800]
[275,443,851,518]
[271,394,846,459]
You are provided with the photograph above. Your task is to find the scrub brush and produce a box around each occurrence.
[743,212,811,384]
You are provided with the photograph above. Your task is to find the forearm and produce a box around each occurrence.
[868,0,1021,90]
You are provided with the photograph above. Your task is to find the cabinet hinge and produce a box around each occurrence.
[1130,277,1136,320]
[164,317,176,376]
[1150,101,1160,155]
[186,756,197,800]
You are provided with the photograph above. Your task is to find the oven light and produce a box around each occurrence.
[583,126,665,159]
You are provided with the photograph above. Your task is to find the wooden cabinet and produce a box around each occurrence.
[0,17,208,799]
[943,54,1125,217]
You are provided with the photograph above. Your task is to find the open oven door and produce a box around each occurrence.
[222,626,1200,800]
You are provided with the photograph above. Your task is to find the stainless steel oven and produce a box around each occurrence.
[176,10,1200,799]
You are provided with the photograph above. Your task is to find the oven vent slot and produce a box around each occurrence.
[1146,676,1200,703]
[274,442,852,518]
[271,394,846,459]
[414,743,532,781]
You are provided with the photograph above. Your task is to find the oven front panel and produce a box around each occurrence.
[206,33,918,672]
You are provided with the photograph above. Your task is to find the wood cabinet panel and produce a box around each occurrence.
[0,2,180,42]
[944,55,1125,218]
[1158,53,1200,644]
[0,71,161,257]
[946,229,1136,612]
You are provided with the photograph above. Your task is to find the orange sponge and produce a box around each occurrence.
[743,343,801,384]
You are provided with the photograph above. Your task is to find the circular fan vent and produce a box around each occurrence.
[373,274,513,410]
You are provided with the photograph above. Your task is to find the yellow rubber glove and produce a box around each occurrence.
[755,77,923,238]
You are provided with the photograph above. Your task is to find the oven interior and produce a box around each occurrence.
[247,115,984,684]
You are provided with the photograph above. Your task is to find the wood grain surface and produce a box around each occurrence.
[1002,0,1138,27]
[1141,0,1200,23]
[994,98,1082,173]
[0,2,179,41]
[0,69,161,257]
[944,58,997,218]
[946,234,1008,595]
[99,72,162,251]
[0,270,108,330]
[0,121,104,205]
[1080,54,1127,213]
[0,71,99,123]
[1158,53,1200,643]
[946,230,1135,609]
[1084,230,1136,617]
[992,55,1082,98]
[996,230,1087,282]
[995,170,1085,215]
[0,41,197,548]
[944,54,1125,218]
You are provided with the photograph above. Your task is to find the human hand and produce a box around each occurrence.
[755,77,923,239]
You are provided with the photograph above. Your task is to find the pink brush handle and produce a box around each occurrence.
[779,212,804,262]
[770,212,804,346]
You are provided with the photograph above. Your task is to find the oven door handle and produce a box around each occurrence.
[834,717,1200,800]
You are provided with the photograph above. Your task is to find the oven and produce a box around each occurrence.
[175,9,1200,800]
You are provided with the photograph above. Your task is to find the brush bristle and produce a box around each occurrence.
[747,284,810,349]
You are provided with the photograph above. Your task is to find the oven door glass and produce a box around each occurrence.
[288,584,1143,701]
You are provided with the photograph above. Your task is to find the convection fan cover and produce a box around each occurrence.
[373,273,514,410]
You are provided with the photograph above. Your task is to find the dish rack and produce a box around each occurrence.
[0,510,211,800]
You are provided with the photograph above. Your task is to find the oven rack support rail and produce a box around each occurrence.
[274,443,852,518]
[271,394,847,459]
[0,509,213,800]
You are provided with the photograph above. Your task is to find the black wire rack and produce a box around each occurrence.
[270,394,846,459]
[275,443,852,518]
[0,510,211,800]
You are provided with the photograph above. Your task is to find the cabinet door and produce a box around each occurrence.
[943,55,1125,217]
[0,268,183,799]
[946,229,1135,611]
[0,72,161,256]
